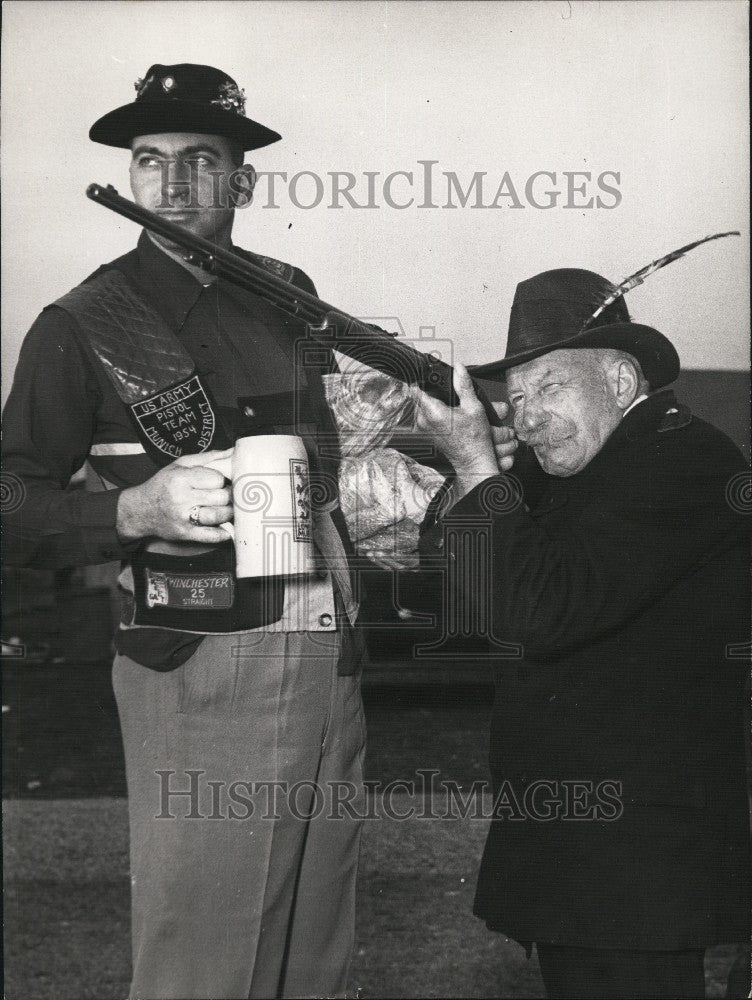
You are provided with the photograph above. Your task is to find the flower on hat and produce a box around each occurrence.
[133,74,155,97]
[211,81,246,116]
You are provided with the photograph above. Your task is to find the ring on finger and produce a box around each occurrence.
[188,505,202,526]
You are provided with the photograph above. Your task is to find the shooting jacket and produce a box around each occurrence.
[3,232,360,671]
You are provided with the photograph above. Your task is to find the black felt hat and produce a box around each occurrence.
[469,268,679,389]
[90,63,281,151]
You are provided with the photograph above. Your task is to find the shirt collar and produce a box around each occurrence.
[135,230,209,332]
[623,392,649,418]
[146,231,217,286]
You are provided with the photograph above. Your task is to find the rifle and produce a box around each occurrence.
[86,183,502,425]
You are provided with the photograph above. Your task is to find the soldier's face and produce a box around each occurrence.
[129,132,245,243]
[506,349,623,476]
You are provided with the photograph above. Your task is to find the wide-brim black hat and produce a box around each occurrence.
[90,63,281,151]
[469,268,679,389]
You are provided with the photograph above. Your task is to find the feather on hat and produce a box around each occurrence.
[470,232,740,389]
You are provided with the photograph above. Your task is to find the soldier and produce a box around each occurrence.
[3,64,366,999]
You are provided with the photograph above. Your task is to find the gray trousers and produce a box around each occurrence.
[113,629,366,999]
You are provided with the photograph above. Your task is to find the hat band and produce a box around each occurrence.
[134,74,247,116]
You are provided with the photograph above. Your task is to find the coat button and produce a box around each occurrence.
[317,568,329,580]
[436,538,444,551]
[318,613,333,627]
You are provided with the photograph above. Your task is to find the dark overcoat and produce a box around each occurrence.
[420,389,750,949]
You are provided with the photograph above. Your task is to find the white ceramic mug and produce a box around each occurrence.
[207,435,315,578]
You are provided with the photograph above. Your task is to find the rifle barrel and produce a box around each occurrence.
[87,183,336,327]
[86,183,503,421]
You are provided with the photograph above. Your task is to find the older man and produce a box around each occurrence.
[3,64,365,999]
[416,268,750,998]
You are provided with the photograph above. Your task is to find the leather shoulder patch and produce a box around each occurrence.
[658,403,692,433]
[54,269,193,404]
[53,269,229,464]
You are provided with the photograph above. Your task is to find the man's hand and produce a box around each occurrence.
[357,546,420,572]
[116,448,234,545]
[414,364,515,499]
[491,411,518,472]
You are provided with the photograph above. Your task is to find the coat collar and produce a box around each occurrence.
[607,388,678,450]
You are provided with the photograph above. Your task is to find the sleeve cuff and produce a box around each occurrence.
[444,474,499,521]
[80,488,140,563]
[444,473,521,523]
[418,473,528,570]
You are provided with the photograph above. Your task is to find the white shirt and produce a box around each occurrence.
[623,393,649,418]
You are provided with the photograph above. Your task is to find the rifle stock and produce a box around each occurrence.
[86,183,502,425]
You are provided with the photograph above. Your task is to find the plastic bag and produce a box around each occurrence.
[323,368,444,562]
[323,366,414,457]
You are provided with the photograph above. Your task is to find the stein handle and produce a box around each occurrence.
[205,454,233,479]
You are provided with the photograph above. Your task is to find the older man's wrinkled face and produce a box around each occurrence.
[506,349,626,476]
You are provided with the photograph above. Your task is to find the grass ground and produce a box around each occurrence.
[3,797,544,999]
[3,674,748,998]
[3,798,745,1000]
